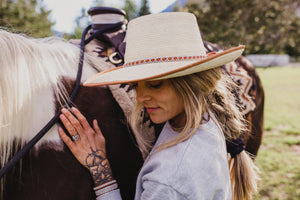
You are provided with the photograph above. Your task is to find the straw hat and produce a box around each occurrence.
[84,12,245,86]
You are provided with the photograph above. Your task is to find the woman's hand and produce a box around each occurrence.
[58,107,114,186]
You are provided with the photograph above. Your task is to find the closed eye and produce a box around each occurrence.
[129,80,163,90]
[147,80,163,88]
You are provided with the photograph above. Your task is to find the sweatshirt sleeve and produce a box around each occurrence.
[96,189,122,200]
[140,180,187,200]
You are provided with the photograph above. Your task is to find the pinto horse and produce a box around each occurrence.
[0,28,145,200]
[0,23,264,200]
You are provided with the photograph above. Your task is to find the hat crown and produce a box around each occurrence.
[125,12,206,63]
[84,12,245,87]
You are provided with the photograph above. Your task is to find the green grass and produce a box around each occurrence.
[258,67,300,132]
[253,66,300,200]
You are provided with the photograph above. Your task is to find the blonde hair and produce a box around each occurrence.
[130,67,259,200]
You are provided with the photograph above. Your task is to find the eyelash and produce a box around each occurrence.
[149,82,162,88]
[129,81,163,90]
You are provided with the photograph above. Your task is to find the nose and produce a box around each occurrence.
[136,84,151,103]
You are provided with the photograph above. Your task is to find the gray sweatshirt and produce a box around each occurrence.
[97,117,232,200]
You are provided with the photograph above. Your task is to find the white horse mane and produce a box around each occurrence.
[0,29,100,166]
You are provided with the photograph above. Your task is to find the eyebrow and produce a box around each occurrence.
[128,82,137,86]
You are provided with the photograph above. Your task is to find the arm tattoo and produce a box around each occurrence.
[85,147,114,186]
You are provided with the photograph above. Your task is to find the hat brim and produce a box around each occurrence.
[84,45,245,86]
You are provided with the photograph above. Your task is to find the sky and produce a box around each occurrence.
[43,0,176,33]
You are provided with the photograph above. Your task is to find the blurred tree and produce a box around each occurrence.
[123,0,137,20]
[64,8,90,40]
[173,0,185,11]
[0,0,54,37]
[64,0,109,39]
[138,0,150,16]
[181,0,300,56]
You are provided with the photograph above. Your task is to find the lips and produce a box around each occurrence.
[145,107,159,113]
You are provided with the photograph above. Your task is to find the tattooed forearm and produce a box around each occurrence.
[85,147,114,186]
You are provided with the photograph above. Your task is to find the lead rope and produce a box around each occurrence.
[0,22,123,179]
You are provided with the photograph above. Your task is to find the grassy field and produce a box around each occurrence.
[253,66,300,200]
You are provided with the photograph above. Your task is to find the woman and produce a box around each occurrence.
[58,12,259,200]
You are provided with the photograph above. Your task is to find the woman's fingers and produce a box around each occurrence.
[58,125,91,166]
[59,107,101,146]
[60,108,84,136]
[93,120,107,149]
[68,108,100,147]
[71,107,93,131]
[93,119,102,135]
[59,114,79,138]
[59,107,106,147]
[58,126,75,150]
[58,111,109,171]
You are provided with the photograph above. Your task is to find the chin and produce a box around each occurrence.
[150,117,166,125]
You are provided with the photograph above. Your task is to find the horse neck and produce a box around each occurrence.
[0,32,99,165]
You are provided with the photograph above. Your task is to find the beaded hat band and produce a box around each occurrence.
[123,55,208,68]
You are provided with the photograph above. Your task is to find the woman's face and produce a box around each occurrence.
[132,79,185,127]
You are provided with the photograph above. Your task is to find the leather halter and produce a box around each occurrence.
[0,22,123,179]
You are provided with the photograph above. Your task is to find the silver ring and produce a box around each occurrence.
[72,134,80,141]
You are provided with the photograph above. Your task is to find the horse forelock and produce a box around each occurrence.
[0,29,99,165]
